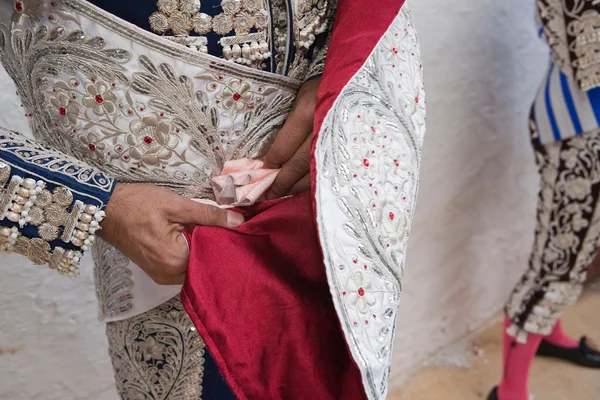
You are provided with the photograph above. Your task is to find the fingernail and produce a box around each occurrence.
[227,211,244,227]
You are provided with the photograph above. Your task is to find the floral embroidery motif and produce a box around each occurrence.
[127,115,179,167]
[82,80,118,116]
[48,92,80,127]
[314,7,425,399]
[106,297,206,399]
[505,122,600,341]
[345,271,376,314]
[0,2,295,321]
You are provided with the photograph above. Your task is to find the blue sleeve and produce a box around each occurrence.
[0,127,116,277]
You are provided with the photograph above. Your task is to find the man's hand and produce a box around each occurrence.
[263,78,320,199]
[99,183,244,285]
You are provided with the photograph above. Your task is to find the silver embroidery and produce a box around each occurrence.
[314,7,425,399]
[106,296,206,399]
[0,1,297,318]
[93,237,134,320]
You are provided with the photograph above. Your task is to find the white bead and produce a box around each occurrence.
[223,45,232,59]
[89,228,97,234]
[18,219,26,228]
[26,216,32,222]
[12,176,23,184]
[82,245,89,251]
[20,210,28,217]
[84,205,98,215]
[36,180,44,187]
[11,203,23,213]
[0,227,11,237]
[259,41,268,53]
[242,44,251,58]
[72,257,80,263]
[79,214,92,223]
[29,195,37,202]
[10,232,18,239]
[84,239,90,245]
[25,201,33,208]
[232,44,241,58]
[90,221,99,228]
[17,187,30,197]
[88,235,95,242]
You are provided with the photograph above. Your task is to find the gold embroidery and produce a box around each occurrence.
[0,227,81,276]
[0,170,105,276]
[0,162,10,184]
[149,0,272,67]
[149,0,212,37]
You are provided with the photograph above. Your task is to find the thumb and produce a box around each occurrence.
[175,197,245,228]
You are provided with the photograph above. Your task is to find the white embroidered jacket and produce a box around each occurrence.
[0,0,425,398]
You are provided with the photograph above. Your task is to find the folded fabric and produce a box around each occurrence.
[181,191,366,400]
[211,159,280,206]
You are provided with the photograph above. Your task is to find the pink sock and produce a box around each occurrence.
[497,316,543,400]
[543,319,579,348]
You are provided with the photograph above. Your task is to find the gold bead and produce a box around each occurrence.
[22,178,36,189]
[6,211,20,222]
[71,238,84,247]
[17,187,30,198]
[74,230,89,241]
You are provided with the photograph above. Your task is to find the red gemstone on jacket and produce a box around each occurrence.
[233,92,241,101]
[95,94,104,104]
[59,107,67,116]
[14,2,23,12]
[143,136,153,144]
[89,144,96,151]
[358,288,365,297]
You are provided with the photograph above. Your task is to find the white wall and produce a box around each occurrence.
[390,0,547,387]
[0,0,547,397]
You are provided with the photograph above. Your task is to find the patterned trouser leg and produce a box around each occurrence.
[106,296,235,400]
[505,112,600,341]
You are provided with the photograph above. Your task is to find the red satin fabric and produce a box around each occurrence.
[181,191,366,400]
[182,1,407,398]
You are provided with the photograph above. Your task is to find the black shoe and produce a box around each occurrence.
[536,336,600,368]
[486,386,498,400]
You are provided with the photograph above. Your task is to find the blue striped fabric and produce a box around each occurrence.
[532,59,600,145]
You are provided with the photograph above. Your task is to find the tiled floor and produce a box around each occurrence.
[389,285,600,400]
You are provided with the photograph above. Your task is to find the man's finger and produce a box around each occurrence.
[266,135,312,199]
[175,197,244,228]
[263,96,315,169]
[288,174,311,195]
